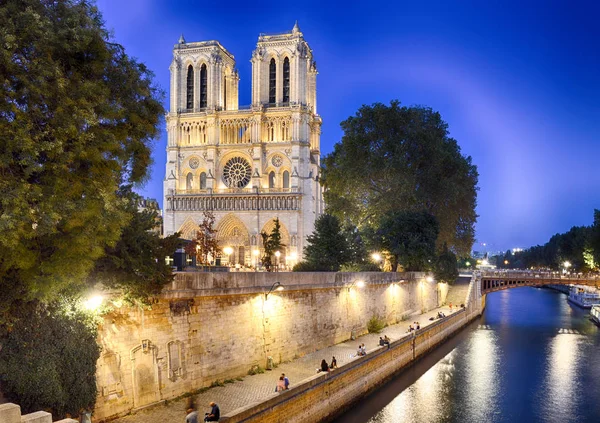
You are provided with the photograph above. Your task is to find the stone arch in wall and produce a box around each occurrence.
[217,214,250,265]
[178,217,200,240]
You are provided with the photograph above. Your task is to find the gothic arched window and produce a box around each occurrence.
[186,65,194,110]
[200,172,207,189]
[269,171,275,189]
[186,173,193,190]
[283,170,290,189]
[283,57,290,103]
[200,64,207,108]
[269,58,276,105]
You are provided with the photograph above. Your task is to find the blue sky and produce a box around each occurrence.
[96,0,600,253]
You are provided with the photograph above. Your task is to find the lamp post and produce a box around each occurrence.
[265,281,284,299]
[253,249,260,271]
[224,246,234,267]
[274,251,281,272]
[563,261,571,274]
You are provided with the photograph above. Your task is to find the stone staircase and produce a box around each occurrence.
[445,275,472,307]
[0,403,77,423]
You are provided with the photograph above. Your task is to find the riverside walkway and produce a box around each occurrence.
[111,305,460,423]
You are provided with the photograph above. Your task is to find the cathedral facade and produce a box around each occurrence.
[163,23,323,267]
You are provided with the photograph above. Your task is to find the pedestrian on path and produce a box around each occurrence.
[186,408,199,423]
[281,373,289,389]
[204,402,220,422]
[276,376,286,392]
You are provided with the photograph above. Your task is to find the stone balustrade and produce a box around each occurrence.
[0,403,77,423]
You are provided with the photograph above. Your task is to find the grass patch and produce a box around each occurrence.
[248,365,265,375]
[367,315,386,334]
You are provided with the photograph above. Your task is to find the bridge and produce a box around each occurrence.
[479,271,600,295]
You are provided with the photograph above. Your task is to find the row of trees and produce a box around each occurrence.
[493,210,600,272]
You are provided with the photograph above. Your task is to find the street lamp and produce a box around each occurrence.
[348,280,365,292]
[253,249,260,271]
[265,281,284,299]
[224,246,233,266]
[563,261,571,274]
[274,250,281,272]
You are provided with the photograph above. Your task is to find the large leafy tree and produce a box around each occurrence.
[434,243,459,284]
[373,210,439,271]
[323,101,478,256]
[296,214,352,271]
[261,218,285,271]
[0,0,164,317]
[90,189,181,304]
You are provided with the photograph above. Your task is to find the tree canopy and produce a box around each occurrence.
[295,214,352,271]
[0,0,165,316]
[323,101,478,257]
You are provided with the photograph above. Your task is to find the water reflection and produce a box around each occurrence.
[539,333,582,423]
[464,329,499,421]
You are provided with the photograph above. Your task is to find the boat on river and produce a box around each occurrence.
[591,305,600,326]
[567,286,600,309]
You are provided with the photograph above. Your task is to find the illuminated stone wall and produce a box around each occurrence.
[94,272,442,420]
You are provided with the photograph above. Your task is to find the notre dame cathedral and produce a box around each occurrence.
[163,23,323,267]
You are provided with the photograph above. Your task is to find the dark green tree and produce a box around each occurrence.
[184,211,221,267]
[295,214,352,271]
[90,189,181,304]
[323,101,478,257]
[0,0,164,317]
[373,210,439,271]
[434,243,459,284]
[0,301,100,419]
[261,218,285,271]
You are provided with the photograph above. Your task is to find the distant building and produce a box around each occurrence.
[163,23,323,267]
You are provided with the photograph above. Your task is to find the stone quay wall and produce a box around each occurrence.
[221,300,481,422]
[94,272,446,421]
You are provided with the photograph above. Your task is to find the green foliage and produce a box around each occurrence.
[0,0,164,318]
[261,218,285,272]
[247,365,265,375]
[0,301,100,419]
[372,210,439,271]
[367,315,386,334]
[504,224,592,271]
[297,214,352,271]
[323,101,478,257]
[90,189,181,304]
[339,262,382,272]
[435,243,459,284]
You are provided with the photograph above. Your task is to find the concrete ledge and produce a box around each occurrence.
[54,419,79,423]
[20,411,52,423]
[0,403,21,423]
[221,307,479,422]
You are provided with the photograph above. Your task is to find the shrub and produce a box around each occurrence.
[0,302,100,419]
[340,262,382,272]
[247,365,265,375]
[367,315,386,334]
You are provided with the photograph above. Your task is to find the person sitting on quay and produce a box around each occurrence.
[282,373,290,390]
[408,324,414,332]
[384,335,391,346]
[276,376,286,392]
[330,356,338,369]
[360,343,367,355]
[186,407,199,423]
[379,336,390,348]
[320,358,330,372]
[415,322,421,330]
[204,402,220,422]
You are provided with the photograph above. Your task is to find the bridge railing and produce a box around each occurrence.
[480,270,600,281]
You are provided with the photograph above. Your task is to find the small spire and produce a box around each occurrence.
[292,21,300,34]
[178,34,186,44]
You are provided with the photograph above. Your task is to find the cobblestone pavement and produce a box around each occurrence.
[110,306,460,423]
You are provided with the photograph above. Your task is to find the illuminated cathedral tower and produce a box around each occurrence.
[163,23,323,267]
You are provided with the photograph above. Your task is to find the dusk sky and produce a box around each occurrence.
[96,0,600,254]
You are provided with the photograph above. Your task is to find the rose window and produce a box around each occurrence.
[189,157,200,169]
[271,155,283,167]
[222,157,252,188]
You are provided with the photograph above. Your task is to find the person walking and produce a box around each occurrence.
[186,408,199,423]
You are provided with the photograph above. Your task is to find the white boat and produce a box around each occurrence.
[567,286,600,309]
[591,305,600,326]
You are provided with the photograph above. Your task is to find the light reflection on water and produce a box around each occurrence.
[336,287,600,423]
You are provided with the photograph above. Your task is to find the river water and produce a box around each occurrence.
[334,287,600,423]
